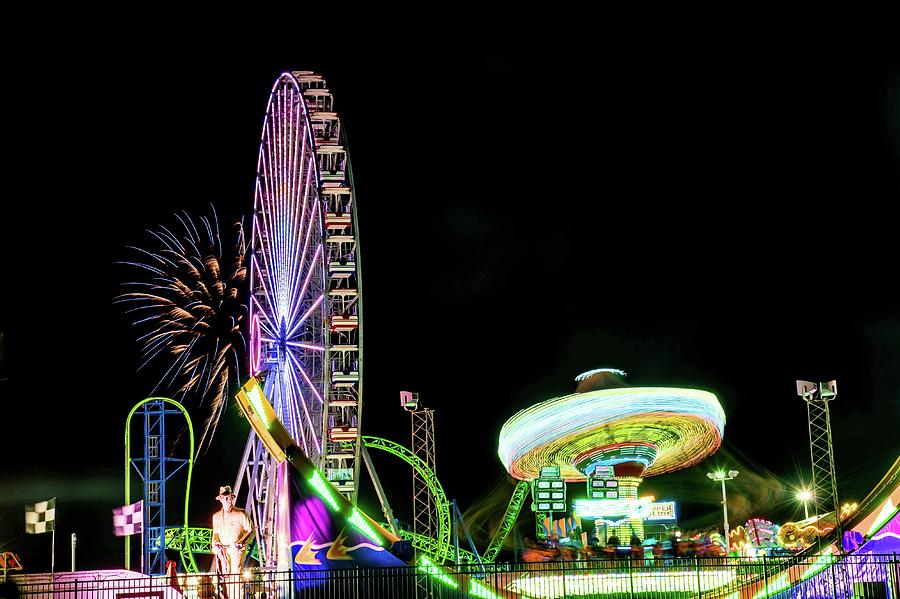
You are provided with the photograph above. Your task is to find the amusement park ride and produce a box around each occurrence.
[499,368,725,548]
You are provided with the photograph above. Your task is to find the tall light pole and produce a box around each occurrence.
[796,489,812,520]
[707,470,739,550]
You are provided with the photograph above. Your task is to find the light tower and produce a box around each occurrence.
[796,380,841,542]
[707,470,739,548]
[401,391,437,550]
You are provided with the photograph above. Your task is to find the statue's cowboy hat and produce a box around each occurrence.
[216,485,236,500]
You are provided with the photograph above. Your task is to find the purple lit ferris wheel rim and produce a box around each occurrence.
[497,387,725,481]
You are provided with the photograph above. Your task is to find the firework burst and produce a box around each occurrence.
[116,208,247,454]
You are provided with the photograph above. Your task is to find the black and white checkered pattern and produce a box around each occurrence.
[112,500,143,536]
[25,497,56,534]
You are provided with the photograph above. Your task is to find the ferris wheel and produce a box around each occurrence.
[237,71,364,568]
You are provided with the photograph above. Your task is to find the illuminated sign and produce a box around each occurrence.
[646,501,677,521]
[573,498,652,520]
[593,465,615,477]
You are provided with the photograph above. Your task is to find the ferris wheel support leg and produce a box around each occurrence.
[361,444,400,537]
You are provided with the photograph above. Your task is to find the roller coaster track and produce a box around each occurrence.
[362,436,453,563]
[163,527,258,573]
[362,437,530,565]
[483,480,530,563]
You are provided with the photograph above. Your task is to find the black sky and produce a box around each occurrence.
[3,28,899,570]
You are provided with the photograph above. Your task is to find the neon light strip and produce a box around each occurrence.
[295,359,324,404]
[286,339,325,352]
[418,555,457,588]
[285,360,320,454]
[287,244,324,338]
[348,508,384,546]
[245,382,270,429]
[507,569,736,596]
[308,470,339,511]
[469,579,500,599]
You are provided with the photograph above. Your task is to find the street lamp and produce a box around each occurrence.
[796,489,812,520]
[707,470,739,550]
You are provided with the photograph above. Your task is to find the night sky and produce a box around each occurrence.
[3,30,899,572]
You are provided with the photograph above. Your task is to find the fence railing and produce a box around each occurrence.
[10,553,900,599]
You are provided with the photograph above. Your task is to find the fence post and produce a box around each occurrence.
[561,558,567,598]
[696,555,702,599]
[830,554,838,598]
[629,557,635,599]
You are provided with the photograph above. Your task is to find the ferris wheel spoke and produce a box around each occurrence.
[250,293,278,335]
[249,249,278,321]
[287,349,325,405]
[286,243,323,334]
[287,293,324,340]
[286,189,317,317]
[285,339,325,352]
[288,93,303,254]
[287,380,310,457]
[286,138,308,299]
[254,189,280,311]
[292,374,322,456]
[263,126,283,305]
[287,365,320,455]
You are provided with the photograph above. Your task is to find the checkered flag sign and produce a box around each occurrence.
[25,497,56,534]
[113,500,143,536]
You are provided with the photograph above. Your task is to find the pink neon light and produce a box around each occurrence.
[249,313,261,374]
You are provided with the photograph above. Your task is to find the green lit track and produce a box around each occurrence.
[398,530,480,564]
[362,436,453,563]
[483,480,530,563]
[163,527,258,573]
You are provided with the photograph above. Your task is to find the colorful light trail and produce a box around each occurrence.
[499,386,725,481]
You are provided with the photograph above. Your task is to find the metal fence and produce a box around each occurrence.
[10,553,900,599]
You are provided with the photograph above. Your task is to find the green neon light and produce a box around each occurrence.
[866,497,897,536]
[483,480,530,563]
[309,470,340,511]
[363,436,452,562]
[752,571,791,599]
[398,530,479,564]
[125,398,194,572]
[349,508,383,545]
[508,570,735,596]
[418,555,457,588]
[246,383,270,429]
[162,527,259,572]
[801,548,836,581]
[469,579,501,599]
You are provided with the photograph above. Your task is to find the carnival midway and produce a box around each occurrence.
[2,71,898,599]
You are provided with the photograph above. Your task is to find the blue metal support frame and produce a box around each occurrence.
[131,400,190,574]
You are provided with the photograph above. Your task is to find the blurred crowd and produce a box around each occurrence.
[522,531,726,563]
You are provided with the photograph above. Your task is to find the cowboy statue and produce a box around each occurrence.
[211,485,253,585]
